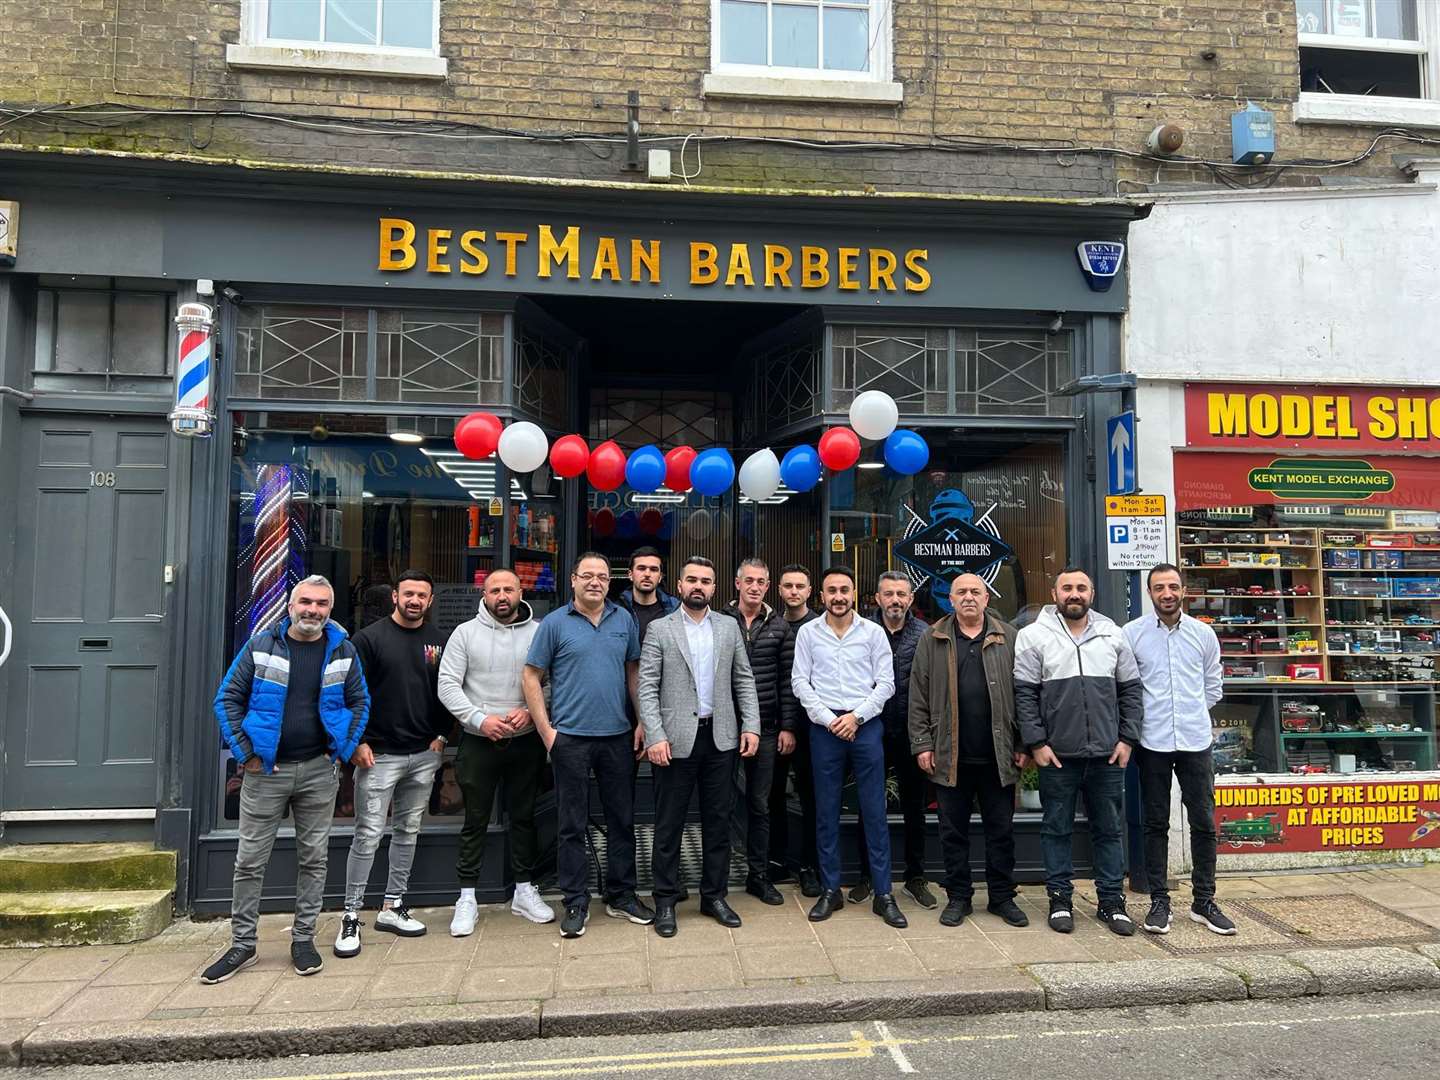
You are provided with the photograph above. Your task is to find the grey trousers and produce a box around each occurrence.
[231,754,339,949]
[344,749,442,910]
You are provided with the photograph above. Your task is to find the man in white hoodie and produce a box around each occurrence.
[437,568,554,935]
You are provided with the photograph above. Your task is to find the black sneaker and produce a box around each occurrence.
[939,896,972,927]
[604,894,656,925]
[1047,895,1074,934]
[904,877,939,910]
[291,939,324,976]
[848,880,872,904]
[986,899,1030,927]
[1191,898,1237,936]
[199,945,256,984]
[1097,900,1136,937]
[560,905,590,938]
[1142,898,1172,935]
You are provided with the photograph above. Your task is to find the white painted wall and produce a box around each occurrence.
[1125,175,1440,387]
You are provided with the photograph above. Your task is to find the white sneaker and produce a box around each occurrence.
[333,911,362,958]
[450,896,480,937]
[511,882,556,924]
[374,903,427,938]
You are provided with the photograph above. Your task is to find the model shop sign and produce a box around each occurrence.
[1174,452,1440,511]
[1186,383,1440,450]
[1216,780,1440,852]
[377,217,932,295]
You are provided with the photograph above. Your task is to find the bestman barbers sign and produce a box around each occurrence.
[1186,383,1440,451]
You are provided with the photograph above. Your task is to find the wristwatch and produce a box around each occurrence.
[435,735,449,748]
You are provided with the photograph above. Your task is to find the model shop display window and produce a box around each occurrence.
[220,412,557,825]
[1178,505,1440,777]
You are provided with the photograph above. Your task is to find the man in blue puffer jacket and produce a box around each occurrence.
[202,575,370,985]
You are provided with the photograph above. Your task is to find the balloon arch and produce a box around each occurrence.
[452,390,930,501]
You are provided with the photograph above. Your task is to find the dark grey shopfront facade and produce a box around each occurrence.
[0,151,1141,913]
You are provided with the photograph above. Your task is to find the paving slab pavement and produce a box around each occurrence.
[0,864,1436,1065]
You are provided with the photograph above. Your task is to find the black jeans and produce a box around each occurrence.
[652,723,737,904]
[933,764,1017,905]
[1137,745,1217,903]
[454,730,547,888]
[770,725,817,871]
[856,726,929,884]
[550,730,638,911]
[739,732,777,882]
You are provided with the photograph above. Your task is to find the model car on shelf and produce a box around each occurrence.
[1216,615,1258,625]
[1281,714,1322,733]
[1286,585,1313,596]
[1290,764,1330,775]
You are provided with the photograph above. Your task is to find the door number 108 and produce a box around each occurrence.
[89,471,116,487]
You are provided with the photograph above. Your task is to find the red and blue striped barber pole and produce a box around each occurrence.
[168,302,216,438]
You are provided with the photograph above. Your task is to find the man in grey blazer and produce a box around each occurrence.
[637,556,761,938]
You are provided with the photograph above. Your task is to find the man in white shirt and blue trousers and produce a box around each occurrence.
[791,566,906,928]
[1123,562,1237,937]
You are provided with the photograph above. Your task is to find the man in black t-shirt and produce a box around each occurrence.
[335,570,451,959]
[908,574,1029,929]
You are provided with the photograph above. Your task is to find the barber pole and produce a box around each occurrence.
[169,302,215,437]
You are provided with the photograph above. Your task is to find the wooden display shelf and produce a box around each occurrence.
[1281,731,1430,739]
[1184,565,1316,571]
[1203,622,1321,628]
[1221,652,1323,659]
[1322,545,1440,552]
[1325,622,1440,628]
[1324,568,1440,574]
[1188,593,1319,600]
[1322,595,1440,602]
[1179,543,1317,549]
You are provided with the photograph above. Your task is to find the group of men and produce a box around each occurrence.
[201,548,1234,985]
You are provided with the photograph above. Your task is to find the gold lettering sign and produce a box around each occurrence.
[376,217,931,295]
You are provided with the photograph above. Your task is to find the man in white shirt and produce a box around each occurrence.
[1123,562,1235,937]
[791,566,904,928]
[636,557,760,938]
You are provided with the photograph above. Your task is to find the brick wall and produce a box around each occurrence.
[0,1,1422,197]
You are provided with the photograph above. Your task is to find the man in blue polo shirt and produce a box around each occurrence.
[524,551,656,938]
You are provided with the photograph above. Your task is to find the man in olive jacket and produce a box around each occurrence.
[908,573,1029,928]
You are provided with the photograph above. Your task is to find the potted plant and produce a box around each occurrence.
[1018,765,1042,811]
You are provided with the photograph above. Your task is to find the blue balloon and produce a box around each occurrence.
[624,444,666,493]
[883,429,930,475]
[690,448,736,496]
[779,445,822,493]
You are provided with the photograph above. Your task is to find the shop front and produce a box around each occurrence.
[0,155,1140,910]
[1174,382,1440,867]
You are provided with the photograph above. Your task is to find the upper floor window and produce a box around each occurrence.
[705,0,901,104]
[259,0,438,52]
[1296,1,1431,103]
[229,0,447,79]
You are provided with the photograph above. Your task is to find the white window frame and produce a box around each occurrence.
[227,0,447,80]
[703,0,903,105]
[1295,1,1440,127]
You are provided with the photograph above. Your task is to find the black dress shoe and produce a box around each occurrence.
[745,878,785,906]
[676,885,690,903]
[873,893,908,929]
[798,868,822,898]
[699,897,742,928]
[939,896,973,927]
[808,889,844,922]
[653,902,677,938]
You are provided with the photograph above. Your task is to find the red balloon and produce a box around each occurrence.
[588,440,627,492]
[665,446,697,493]
[550,434,589,478]
[818,426,862,471]
[593,507,616,538]
[454,412,502,460]
[639,508,663,535]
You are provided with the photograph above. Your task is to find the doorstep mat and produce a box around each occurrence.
[1150,893,1440,957]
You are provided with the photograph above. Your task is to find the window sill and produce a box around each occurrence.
[226,43,448,80]
[1294,91,1440,129]
[701,72,903,106]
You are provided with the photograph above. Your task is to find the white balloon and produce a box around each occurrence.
[686,508,713,540]
[849,390,899,441]
[497,421,549,474]
[738,448,781,503]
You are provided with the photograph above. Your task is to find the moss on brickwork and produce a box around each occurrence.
[0,844,176,893]
[0,890,173,947]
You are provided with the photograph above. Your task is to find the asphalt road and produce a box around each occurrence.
[16,990,1440,1079]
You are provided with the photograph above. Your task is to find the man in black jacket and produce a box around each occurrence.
[853,571,935,910]
[773,564,821,897]
[724,558,797,905]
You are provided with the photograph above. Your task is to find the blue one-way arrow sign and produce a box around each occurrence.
[1106,411,1136,495]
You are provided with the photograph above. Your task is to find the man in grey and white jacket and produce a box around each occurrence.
[437,569,553,936]
[1014,566,1143,937]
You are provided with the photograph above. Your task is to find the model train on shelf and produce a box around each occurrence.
[1218,812,1284,848]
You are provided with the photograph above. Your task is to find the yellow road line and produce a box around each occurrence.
[259,1031,884,1080]
[942,1007,1440,1044]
